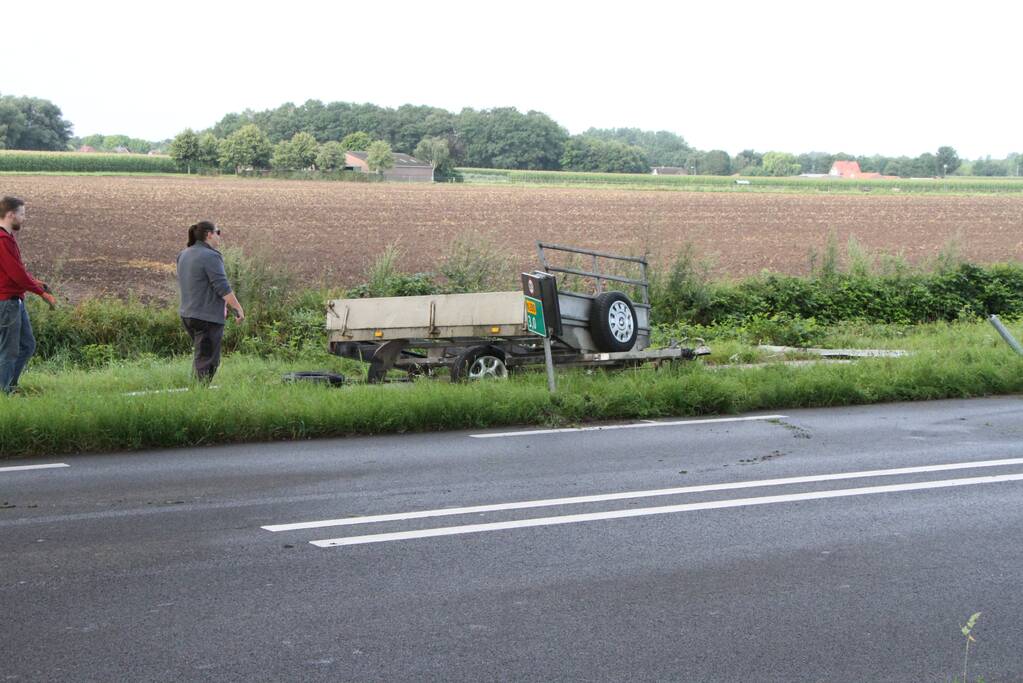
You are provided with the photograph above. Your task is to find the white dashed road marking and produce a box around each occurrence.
[310,472,1023,548]
[469,414,788,438]
[0,463,69,473]
[262,457,1023,533]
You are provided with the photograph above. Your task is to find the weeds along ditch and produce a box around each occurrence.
[2,330,1022,458]
[3,243,1022,457]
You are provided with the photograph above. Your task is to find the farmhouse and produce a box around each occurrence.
[651,166,687,175]
[829,160,884,180]
[345,151,433,182]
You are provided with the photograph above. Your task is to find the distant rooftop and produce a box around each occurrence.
[346,151,431,167]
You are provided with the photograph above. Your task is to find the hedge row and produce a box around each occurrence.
[654,263,1023,326]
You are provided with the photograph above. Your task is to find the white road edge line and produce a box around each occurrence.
[0,463,69,473]
[468,414,788,438]
[311,472,1023,547]
[263,456,1023,532]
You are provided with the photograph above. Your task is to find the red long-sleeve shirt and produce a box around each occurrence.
[0,228,45,300]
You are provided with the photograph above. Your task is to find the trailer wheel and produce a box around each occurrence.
[451,345,508,382]
[590,291,638,352]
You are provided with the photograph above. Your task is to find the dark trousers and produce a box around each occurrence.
[181,317,224,382]
[0,298,36,394]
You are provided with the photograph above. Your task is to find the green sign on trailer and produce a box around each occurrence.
[524,295,546,337]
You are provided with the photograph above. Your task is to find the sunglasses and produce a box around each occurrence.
[212,229,222,235]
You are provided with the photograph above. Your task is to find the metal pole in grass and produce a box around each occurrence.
[988,315,1023,356]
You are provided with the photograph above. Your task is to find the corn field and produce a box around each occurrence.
[0,150,179,173]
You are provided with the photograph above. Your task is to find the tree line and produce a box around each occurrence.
[3,92,1022,177]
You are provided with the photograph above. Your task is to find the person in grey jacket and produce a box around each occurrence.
[176,221,244,382]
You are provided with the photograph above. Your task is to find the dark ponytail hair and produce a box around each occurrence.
[187,220,217,247]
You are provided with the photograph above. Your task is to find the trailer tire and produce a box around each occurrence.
[450,345,508,383]
[590,291,638,352]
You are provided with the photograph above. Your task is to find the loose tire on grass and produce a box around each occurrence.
[450,345,509,383]
[589,291,638,352]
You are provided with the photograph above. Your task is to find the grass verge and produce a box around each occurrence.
[2,320,1021,459]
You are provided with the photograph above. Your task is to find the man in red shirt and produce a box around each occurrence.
[1,196,57,395]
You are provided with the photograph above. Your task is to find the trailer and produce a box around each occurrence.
[326,243,709,382]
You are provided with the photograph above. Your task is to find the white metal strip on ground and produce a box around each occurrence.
[264,457,1023,532]
[0,463,69,473]
[311,472,1023,547]
[123,386,220,397]
[469,414,788,439]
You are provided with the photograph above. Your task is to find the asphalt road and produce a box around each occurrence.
[3,396,1023,682]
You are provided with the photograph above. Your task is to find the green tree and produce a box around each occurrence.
[210,111,255,139]
[561,136,648,173]
[797,152,835,174]
[936,146,961,176]
[972,156,1008,176]
[0,99,26,149]
[733,149,762,173]
[78,133,105,149]
[457,107,568,170]
[413,136,451,178]
[271,131,318,170]
[761,151,801,177]
[168,129,201,173]
[701,150,732,175]
[197,133,221,169]
[271,140,295,170]
[0,95,72,150]
[583,128,691,167]
[340,131,373,152]
[315,141,346,171]
[219,123,272,172]
[1009,153,1022,177]
[909,152,937,177]
[367,140,394,174]
[290,132,318,168]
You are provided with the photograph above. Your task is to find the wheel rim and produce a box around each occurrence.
[468,355,508,380]
[607,301,635,343]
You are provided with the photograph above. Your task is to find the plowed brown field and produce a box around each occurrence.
[3,175,1022,301]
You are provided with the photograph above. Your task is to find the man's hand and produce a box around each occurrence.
[40,292,57,309]
[232,307,245,323]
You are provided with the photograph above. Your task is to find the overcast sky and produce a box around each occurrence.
[5,0,1019,159]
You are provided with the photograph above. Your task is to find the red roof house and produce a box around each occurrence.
[829,160,888,180]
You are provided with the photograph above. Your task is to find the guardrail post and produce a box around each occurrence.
[988,315,1023,356]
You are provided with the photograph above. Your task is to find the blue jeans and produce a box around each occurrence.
[0,298,36,394]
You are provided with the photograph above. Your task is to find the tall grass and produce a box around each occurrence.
[3,320,1022,458]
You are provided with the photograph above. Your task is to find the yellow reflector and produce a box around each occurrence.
[490,326,501,334]
[374,330,384,338]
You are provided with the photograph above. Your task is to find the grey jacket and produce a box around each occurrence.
[176,242,232,324]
